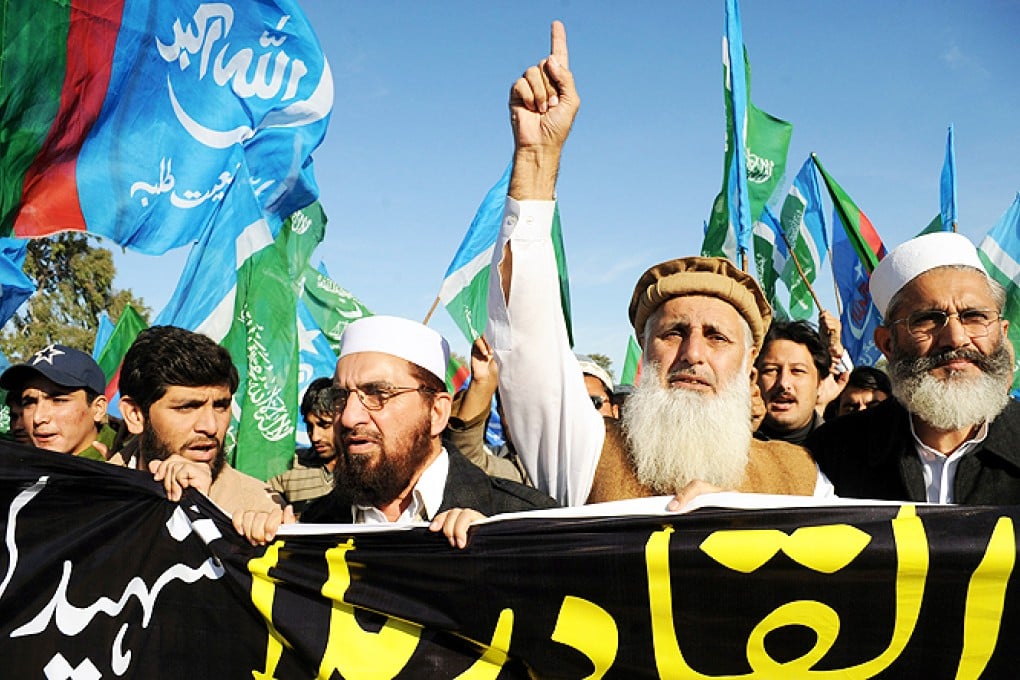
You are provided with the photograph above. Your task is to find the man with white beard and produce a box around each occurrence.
[481,22,830,508]
[806,231,1020,503]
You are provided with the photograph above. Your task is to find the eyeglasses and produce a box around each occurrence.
[330,384,436,412]
[890,308,1002,339]
[590,395,608,410]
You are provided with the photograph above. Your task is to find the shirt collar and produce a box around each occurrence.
[909,417,988,460]
[352,448,449,524]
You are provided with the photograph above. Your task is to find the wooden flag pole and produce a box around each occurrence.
[422,295,441,325]
[776,225,823,311]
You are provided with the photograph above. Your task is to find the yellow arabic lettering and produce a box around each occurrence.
[647,506,929,678]
[550,596,619,679]
[318,539,421,679]
[249,541,288,680]
[454,608,514,680]
[955,517,1014,680]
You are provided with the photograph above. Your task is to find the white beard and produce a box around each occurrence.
[622,364,752,494]
[889,343,1012,432]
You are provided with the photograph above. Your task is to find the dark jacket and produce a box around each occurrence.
[805,397,1020,503]
[301,446,558,523]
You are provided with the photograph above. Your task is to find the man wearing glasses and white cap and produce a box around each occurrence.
[234,315,556,546]
[807,231,1020,503]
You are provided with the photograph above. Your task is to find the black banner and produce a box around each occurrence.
[2,443,1018,678]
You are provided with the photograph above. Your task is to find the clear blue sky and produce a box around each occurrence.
[114,0,1020,377]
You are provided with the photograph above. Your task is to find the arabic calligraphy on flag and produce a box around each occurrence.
[4,1,332,254]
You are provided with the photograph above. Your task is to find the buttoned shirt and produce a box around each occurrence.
[911,419,988,504]
[353,449,450,524]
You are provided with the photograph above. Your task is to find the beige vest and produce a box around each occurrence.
[587,420,817,503]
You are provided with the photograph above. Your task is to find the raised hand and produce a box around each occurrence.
[508,21,580,200]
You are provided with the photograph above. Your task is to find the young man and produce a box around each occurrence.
[755,321,831,444]
[268,378,338,516]
[112,326,284,515]
[0,344,114,459]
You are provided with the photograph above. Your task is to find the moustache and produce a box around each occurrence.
[914,347,995,373]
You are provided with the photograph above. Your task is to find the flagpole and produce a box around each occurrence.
[775,224,823,311]
[422,295,441,325]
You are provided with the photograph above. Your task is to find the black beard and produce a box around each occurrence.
[332,416,434,508]
[138,425,226,481]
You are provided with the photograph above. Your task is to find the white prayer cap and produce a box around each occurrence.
[575,355,614,395]
[869,232,988,319]
[339,316,450,384]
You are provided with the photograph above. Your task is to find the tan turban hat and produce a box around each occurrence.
[629,257,773,351]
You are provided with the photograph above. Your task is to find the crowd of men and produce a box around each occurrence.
[3,21,1018,550]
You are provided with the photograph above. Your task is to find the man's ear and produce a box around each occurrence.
[119,396,146,435]
[90,395,109,425]
[430,392,453,437]
[874,325,894,359]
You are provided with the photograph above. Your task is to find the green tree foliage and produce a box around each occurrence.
[587,352,614,380]
[0,233,149,360]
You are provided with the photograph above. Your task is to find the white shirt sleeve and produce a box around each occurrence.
[486,198,605,507]
[813,466,836,498]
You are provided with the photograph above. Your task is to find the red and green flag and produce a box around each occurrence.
[1,0,331,253]
[95,304,148,402]
[812,154,887,273]
[620,336,643,386]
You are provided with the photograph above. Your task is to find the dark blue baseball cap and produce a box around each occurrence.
[0,344,106,395]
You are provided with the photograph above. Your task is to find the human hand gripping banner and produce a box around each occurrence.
[2,445,1019,678]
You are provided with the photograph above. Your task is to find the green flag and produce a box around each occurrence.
[620,336,643,386]
[301,266,372,356]
[702,50,793,260]
[221,204,326,481]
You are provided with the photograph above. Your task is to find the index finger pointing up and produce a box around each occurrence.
[550,20,569,70]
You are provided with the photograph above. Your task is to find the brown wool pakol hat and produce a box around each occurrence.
[628,257,773,350]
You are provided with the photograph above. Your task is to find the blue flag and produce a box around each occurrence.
[294,300,338,448]
[940,124,958,232]
[724,0,753,256]
[778,157,828,319]
[92,312,115,362]
[0,238,34,328]
[438,165,511,341]
[977,194,1020,394]
[72,1,332,254]
[832,209,883,366]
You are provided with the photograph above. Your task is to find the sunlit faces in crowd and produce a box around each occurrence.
[642,295,756,394]
[623,296,755,493]
[755,322,831,434]
[876,267,1012,431]
[20,375,106,454]
[122,384,233,479]
[757,340,820,431]
[331,351,451,508]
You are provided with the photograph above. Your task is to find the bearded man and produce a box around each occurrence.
[807,232,1020,503]
[234,315,557,547]
[111,326,284,515]
[484,22,830,507]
